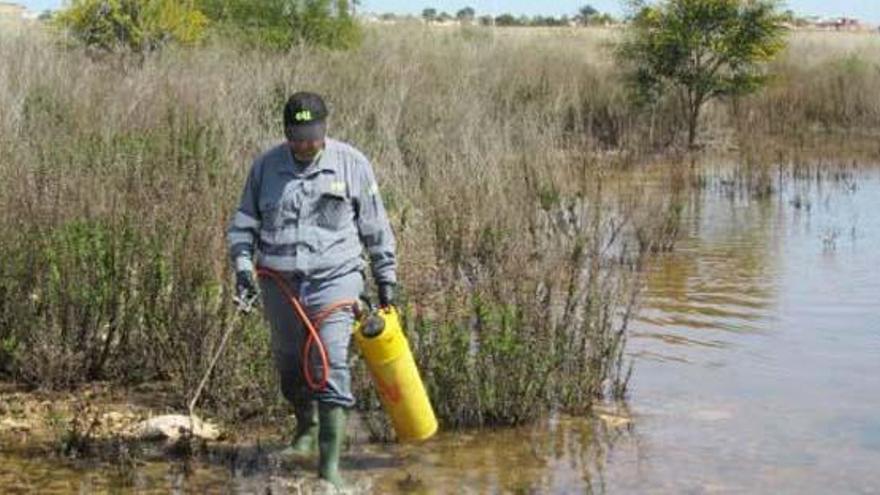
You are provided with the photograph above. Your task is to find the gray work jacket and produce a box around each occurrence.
[227,138,397,285]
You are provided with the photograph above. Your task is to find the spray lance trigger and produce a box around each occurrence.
[233,291,259,314]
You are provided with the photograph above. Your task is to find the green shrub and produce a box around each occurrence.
[0,219,146,386]
[54,0,208,53]
[196,0,362,50]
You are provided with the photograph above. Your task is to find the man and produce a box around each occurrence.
[227,91,397,487]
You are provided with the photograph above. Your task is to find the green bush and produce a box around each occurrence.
[0,219,145,386]
[0,215,279,418]
[54,0,208,53]
[196,0,362,50]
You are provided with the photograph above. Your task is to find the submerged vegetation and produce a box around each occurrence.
[2,17,880,435]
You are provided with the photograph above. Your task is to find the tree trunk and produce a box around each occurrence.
[687,96,704,149]
[687,113,697,148]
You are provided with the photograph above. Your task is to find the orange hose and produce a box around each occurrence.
[256,267,356,392]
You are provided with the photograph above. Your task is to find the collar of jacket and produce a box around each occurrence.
[285,145,332,177]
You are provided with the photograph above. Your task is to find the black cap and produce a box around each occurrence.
[283,92,328,141]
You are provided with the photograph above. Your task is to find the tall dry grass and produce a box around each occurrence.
[731,31,880,157]
[1,24,876,430]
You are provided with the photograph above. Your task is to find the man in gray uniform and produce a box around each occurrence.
[227,92,397,487]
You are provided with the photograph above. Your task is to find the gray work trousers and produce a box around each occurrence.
[259,269,362,408]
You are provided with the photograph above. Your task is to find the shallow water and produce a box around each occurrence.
[374,168,880,493]
[3,168,879,493]
[614,168,880,494]
[378,172,880,494]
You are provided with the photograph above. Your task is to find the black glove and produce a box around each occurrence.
[378,283,396,308]
[234,270,258,312]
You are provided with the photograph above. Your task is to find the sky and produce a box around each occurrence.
[14,1,880,24]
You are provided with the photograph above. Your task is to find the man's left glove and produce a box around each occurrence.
[234,270,259,313]
[378,283,396,308]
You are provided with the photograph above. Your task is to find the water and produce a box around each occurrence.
[613,169,880,494]
[3,169,879,493]
[374,168,880,493]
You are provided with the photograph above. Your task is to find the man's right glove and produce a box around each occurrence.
[378,283,396,308]
[234,270,258,313]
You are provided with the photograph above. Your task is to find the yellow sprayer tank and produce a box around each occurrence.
[354,306,438,442]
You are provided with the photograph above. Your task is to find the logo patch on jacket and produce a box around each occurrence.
[330,181,347,195]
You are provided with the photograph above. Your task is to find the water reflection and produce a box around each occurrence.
[0,437,240,494]
[0,412,636,494]
[623,169,880,494]
[637,189,779,335]
[371,413,636,494]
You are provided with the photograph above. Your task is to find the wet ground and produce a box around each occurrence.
[2,166,880,493]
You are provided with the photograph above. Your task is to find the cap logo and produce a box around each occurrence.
[294,110,313,122]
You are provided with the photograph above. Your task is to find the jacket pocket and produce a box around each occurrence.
[315,190,349,230]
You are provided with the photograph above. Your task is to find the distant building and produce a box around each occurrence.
[813,17,863,31]
[0,1,26,17]
[0,1,33,28]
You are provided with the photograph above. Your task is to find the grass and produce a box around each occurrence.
[1,24,877,432]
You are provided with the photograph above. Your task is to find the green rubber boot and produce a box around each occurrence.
[282,401,318,457]
[318,403,347,488]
